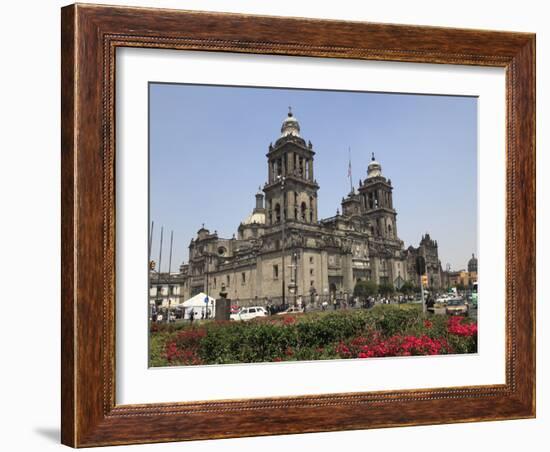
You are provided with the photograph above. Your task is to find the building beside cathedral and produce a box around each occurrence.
[175,109,444,306]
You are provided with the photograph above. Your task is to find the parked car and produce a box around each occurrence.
[445,299,469,316]
[230,306,268,321]
[276,306,304,315]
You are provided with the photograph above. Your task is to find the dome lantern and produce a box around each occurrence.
[367,152,382,178]
[280,106,301,138]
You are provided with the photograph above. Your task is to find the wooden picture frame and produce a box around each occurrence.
[61,3,535,447]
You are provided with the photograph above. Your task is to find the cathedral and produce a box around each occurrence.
[178,109,442,305]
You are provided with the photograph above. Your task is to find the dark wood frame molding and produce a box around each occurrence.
[61,3,535,447]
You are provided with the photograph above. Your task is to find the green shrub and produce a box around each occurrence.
[149,305,477,366]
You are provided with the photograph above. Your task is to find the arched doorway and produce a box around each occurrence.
[329,283,337,300]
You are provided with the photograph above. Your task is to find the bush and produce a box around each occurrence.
[148,305,477,366]
[369,304,423,336]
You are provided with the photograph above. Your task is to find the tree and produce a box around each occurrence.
[378,282,395,296]
[399,281,415,295]
[353,280,378,298]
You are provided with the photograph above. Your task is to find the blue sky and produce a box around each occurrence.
[149,83,477,272]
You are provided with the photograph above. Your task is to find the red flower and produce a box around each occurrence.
[447,317,478,337]
[424,320,433,329]
[340,333,454,359]
[335,341,351,357]
[283,316,296,325]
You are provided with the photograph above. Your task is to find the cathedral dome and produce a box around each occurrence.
[280,108,301,138]
[242,211,266,226]
[367,152,382,178]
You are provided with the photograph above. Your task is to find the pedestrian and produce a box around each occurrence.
[189,310,194,323]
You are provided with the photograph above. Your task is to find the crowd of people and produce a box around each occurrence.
[151,291,446,324]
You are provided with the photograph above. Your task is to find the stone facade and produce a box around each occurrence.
[178,110,443,306]
[405,234,442,290]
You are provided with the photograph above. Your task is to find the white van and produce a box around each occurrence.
[230,306,268,321]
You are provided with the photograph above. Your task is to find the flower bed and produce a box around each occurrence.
[149,305,477,366]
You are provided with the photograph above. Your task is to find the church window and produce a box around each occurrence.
[226,275,230,287]
[309,256,314,264]
[310,268,314,276]
[301,202,307,221]
[273,265,279,279]
[275,203,281,223]
[241,272,246,284]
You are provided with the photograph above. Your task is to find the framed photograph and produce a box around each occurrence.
[61,4,535,447]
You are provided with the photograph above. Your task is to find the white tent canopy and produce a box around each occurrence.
[179,292,216,307]
[177,292,215,319]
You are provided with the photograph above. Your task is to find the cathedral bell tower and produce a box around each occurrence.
[358,153,398,240]
[263,108,319,226]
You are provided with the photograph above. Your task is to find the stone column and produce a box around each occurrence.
[308,159,314,181]
[287,191,293,220]
[320,250,329,300]
[255,256,263,300]
[288,151,294,175]
[342,253,354,294]
[312,195,318,223]
[372,257,379,284]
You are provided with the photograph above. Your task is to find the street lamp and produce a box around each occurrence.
[278,175,287,309]
[204,253,212,319]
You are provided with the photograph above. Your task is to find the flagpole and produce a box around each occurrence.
[348,146,353,193]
